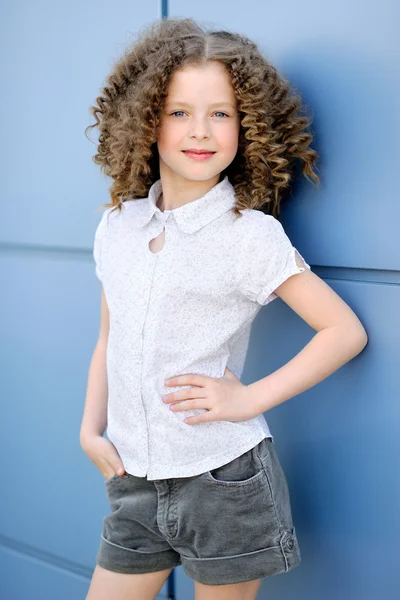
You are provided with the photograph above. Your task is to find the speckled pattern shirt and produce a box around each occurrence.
[93,175,311,480]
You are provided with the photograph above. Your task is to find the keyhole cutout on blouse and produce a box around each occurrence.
[148,227,166,254]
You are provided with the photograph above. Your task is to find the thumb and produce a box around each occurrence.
[115,464,126,476]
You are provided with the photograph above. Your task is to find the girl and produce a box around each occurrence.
[81,17,368,600]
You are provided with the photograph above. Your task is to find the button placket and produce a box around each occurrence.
[138,255,157,473]
[142,211,174,474]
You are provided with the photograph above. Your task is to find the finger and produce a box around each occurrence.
[164,389,207,403]
[184,410,215,424]
[169,400,192,411]
[170,397,213,411]
[110,459,126,475]
[104,468,125,478]
[103,457,125,477]
[102,463,115,479]
[165,373,206,388]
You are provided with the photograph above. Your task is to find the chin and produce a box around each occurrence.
[167,169,220,182]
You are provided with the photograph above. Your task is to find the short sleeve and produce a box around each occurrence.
[240,213,311,306]
[93,209,110,282]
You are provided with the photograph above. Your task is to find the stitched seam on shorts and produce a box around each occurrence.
[180,544,281,562]
[100,535,173,555]
[256,454,284,533]
[280,535,290,572]
[170,480,178,538]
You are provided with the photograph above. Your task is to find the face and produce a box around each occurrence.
[157,61,240,186]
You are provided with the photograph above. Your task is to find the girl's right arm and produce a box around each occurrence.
[80,288,125,478]
[80,287,109,441]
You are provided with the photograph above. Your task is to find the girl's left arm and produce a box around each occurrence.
[248,255,368,415]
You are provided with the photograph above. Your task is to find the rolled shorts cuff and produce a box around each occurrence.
[96,534,182,575]
[180,529,301,586]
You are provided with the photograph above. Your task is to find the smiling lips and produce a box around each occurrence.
[182,149,216,161]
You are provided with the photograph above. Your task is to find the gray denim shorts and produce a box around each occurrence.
[96,436,301,585]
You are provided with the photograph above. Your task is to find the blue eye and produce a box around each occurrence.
[170,111,229,118]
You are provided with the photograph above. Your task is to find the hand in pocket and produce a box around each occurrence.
[80,434,126,480]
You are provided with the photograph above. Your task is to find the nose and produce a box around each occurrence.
[188,116,211,139]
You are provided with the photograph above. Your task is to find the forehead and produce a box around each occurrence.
[166,62,237,104]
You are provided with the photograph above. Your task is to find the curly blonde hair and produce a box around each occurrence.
[85,17,320,220]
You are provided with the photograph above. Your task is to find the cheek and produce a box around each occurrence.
[157,120,182,150]
[216,122,240,149]
[219,130,239,156]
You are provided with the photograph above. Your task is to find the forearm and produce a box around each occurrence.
[248,325,368,415]
[80,339,108,444]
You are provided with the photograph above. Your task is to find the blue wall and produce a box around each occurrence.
[1,1,398,598]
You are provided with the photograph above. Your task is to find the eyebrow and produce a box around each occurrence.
[165,101,237,109]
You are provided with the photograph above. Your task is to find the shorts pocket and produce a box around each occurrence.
[204,445,267,489]
[204,467,265,488]
[104,473,130,486]
[104,473,119,485]
[184,449,282,560]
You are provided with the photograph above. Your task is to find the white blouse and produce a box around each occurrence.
[93,175,311,480]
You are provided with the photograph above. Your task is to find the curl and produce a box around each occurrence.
[85,17,320,219]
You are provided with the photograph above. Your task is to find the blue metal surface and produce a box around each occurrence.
[0,1,398,599]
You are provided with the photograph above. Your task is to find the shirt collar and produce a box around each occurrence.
[128,175,237,234]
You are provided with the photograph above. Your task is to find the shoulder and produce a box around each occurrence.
[121,197,149,212]
[235,207,282,228]
[233,208,287,246]
[96,205,116,225]
[96,199,146,233]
